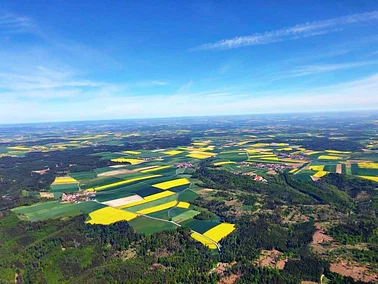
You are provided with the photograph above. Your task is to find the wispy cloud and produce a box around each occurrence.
[136,80,168,87]
[0,12,34,34]
[176,81,193,94]
[3,72,378,123]
[193,10,378,51]
[278,60,378,78]
[0,66,102,92]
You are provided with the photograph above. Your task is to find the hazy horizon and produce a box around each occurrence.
[0,109,377,126]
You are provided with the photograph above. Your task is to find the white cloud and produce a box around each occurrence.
[0,12,34,34]
[1,73,378,123]
[193,10,378,50]
[276,60,378,79]
[176,81,193,94]
[135,80,168,87]
[0,65,103,93]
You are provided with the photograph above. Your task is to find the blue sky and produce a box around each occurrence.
[1,1,378,123]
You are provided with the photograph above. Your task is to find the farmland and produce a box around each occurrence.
[1,113,378,283]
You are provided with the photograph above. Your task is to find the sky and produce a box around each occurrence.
[1,1,378,123]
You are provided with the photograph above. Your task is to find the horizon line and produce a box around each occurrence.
[1,108,378,127]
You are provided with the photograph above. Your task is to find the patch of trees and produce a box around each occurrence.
[322,173,378,198]
[192,198,232,222]
[220,216,316,263]
[0,212,218,284]
[329,219,378,245]
[298,138,362,151]
[194,211,217,220]
[284,174,353,210]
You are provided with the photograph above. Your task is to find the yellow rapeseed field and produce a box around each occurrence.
[213,161,236,166]
[245,149,260,154]
[309,165,324,171]
[197,146,215,151]
[251,143,270,147]
[53,176,78,184]
[260,157,279,161]
[192,142,208,146]
[7,146,31,151]
[122,133,141,138]
[89,175,161,191]
[187,151,216,159]
[110,158,144,164]
[273,143,288,146]
[123,151,141,155]
[306,151,320,155]
[358,162,378,169]
[358,176,378,182]
[326,150,351,154]
[137,201,177,215]
[289,168,297,174]
[278,147,293,151]
[140,166,171,173]
[203,223,236,242]
[176,201,190,209]
[163,150,183,156]
[153,178,190,190]
[191,232,217,249]
[318,155,341,160]
[313,171,328,178]
[236,140,253,146]
[117,190,176,209]
[86,207,137,225]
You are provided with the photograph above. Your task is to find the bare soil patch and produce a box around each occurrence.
[102,195,143,207]
[98,169,134,177]
[211,262,240,284]
[335,164,342,174]
[197,188,215,196]
[40,192,54,198]
[218,273,241,284]
[330,261,378,283]
[109,165,127,168]
[255,249,288,270]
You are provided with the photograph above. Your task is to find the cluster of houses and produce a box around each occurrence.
[61,190,96,202]
[278,152,307,160]
[251,162,291,172]
[241,172,268,183]
[176,162,193,168]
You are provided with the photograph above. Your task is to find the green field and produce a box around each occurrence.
[180,219,219,234]
[11,201,105,222]
[128,216,177,235]
[217,152,248,162]
[323,164,337,172]
[351,164,378,176]
[80,176,125,189]
[69,171,97,180]
[172,209,200,223]
[50,183,78,192]
[147,209,170,220]
[178,189,200,202]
